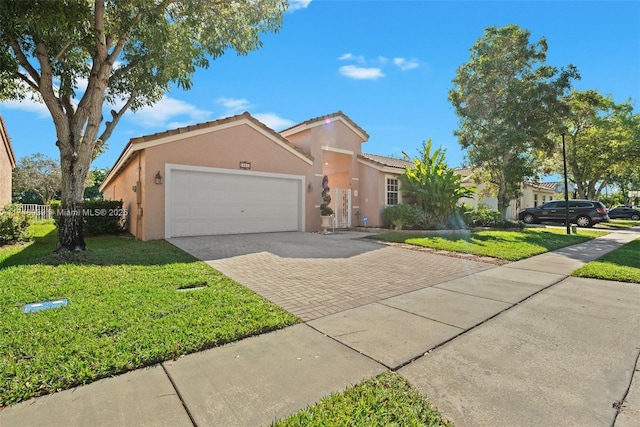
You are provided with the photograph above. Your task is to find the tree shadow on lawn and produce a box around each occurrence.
[1,228,202,269]
[590,239,640,270]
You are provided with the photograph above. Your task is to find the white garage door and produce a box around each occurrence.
[167,167,302,237]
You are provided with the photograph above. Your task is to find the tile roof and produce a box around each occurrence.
[453,167,472,176]
[358,153,413,169]
[128,112,311,160]
[525,181,558,192]
[100,112,314,191]
[281,111,370,141]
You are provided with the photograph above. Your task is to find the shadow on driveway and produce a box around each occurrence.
[168,231,384,260]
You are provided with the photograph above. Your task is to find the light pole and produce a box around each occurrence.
[561,132,570,235]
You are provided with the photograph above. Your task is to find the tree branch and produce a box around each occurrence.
[49,39,74,66]
[15,71,40,92]
[98,90,137,144]
[33,39,67,134]
[94,0,107,59]
[8,38,41,83]
[107,11,144,64]
[107,0,176,64]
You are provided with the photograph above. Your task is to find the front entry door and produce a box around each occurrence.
[332,189,351,228]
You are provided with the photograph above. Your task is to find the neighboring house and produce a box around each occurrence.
[456,168,558,219]
[518,181,557,208]
[0,115,17,206]
[456,167,499,211]
[100,111,414,240]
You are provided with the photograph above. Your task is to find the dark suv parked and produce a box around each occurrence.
[518,199,609,227]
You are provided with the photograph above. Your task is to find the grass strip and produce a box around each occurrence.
[273,372,451,427]
[595,219,640,230]
[0,223,298,407]
[369,228,607,261]
[572,238,640,284]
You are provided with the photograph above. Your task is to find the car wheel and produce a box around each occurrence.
[522,213,536,224]
[576,216,592,227]
[631,214,640,221]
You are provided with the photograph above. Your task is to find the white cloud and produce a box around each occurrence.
[393,57,419,71]
[339,65,384,80]
[0,97,50,119]
[253,113,295,130]
[338,53,365,63]
[288,0,312,12]
[216,97,252,115]
[130,96,211,127]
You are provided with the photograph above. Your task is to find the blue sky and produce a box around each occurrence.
[1,0,639,171]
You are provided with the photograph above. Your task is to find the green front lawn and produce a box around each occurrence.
[572,238,640,283]
[0,223,298,407]
[273,372,451,427]
[369,228,608,261]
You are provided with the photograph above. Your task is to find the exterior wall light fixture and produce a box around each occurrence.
[155,171,163,185]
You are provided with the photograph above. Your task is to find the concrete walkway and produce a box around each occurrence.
[1,229,639,426]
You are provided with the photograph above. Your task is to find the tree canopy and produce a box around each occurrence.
[12,153,61,204]
[449,24,578,219]
[558,90,640,200]
[0,0,287,250]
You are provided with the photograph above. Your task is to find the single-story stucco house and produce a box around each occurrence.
[0,114,17,206]
[100,111,417,240]
[100,110,565,240]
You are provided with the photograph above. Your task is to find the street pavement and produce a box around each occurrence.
[1,228,639,426]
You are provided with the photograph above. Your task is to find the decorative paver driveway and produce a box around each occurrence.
[169,231,495,321]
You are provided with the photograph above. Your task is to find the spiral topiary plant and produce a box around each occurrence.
[320,175,333,216]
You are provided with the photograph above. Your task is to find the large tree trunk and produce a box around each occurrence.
[56,148,91,251]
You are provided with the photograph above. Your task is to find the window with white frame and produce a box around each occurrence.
[386,177,400,206]
[534,194,538,207]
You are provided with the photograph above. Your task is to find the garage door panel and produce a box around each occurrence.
[168,169,301,237]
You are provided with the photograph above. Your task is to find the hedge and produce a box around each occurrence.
[49,200,126,236]
[0,204,33,244]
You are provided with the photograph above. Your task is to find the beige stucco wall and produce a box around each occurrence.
[286,119,366,227]
[357,163,388,227]
[0,123,14,206]
[103,114,395,239]
[102,151,142,238]
[0,145,12,206]
[137,123,318,240]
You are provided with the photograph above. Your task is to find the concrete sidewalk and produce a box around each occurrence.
[1,229,639,426]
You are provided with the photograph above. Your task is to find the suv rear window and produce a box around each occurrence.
[542,201,561,209]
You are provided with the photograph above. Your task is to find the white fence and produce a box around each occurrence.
[20,204,53,220]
